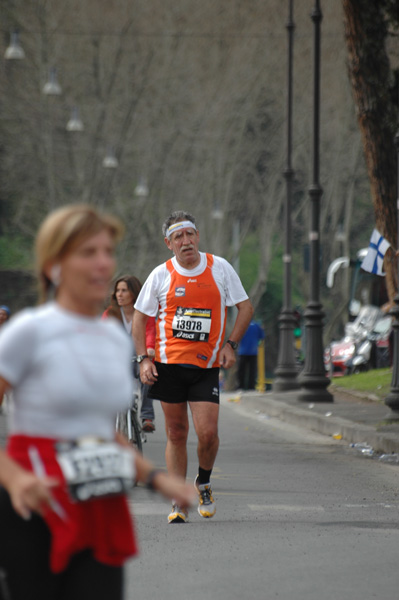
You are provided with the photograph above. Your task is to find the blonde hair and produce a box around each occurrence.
[35,204,124,303]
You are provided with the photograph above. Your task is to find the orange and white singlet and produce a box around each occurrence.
[135,252,248,368]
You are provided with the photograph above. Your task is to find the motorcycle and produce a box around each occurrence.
[324,305,382,377]
[345,314,392,374]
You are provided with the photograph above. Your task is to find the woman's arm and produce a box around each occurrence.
[0,449,58,519]
[0,375,9,406]
[116,433,196,509]
[0,376,58,519]
[134,451,196,509]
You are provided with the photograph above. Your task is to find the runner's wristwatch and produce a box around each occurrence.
[226,340,238,350]
[136,354,149,363]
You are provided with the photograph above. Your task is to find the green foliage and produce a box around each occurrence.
[239,233,306,373]
[0,236,33,269]
[239,233,260,294]
[240,233,305,319]
[331,368,392,401]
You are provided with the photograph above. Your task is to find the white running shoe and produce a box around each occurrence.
[194,476,216,518]
[168,504,188,523]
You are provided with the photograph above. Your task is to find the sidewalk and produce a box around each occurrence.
[221,385,399,456]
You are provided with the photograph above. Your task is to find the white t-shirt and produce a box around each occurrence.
[0,302,133,440]
[135,252,248,317]
[120,308,132,336]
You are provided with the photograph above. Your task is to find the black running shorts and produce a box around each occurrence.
[148,362,220,404]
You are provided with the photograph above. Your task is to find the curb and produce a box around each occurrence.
[224,393,399,455]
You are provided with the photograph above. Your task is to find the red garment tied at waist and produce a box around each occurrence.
[7,435,138,573]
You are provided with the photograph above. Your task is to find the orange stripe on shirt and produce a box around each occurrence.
[155,254,226,368]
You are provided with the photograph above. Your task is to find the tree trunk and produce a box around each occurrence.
[342,0,397,298]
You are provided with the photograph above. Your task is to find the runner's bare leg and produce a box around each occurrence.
[189,402,219,470]
[161,402,189,477]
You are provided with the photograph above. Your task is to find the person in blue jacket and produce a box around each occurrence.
[237,320,265,390]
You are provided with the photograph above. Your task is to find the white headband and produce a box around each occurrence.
[166,220,197,239]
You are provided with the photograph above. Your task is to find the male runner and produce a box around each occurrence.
[132,210,253,523]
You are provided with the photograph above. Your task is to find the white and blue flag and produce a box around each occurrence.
[361,229,391,276]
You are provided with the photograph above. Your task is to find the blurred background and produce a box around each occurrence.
[0,0,397,375]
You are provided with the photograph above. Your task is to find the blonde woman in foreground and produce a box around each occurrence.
[0,205,195,600]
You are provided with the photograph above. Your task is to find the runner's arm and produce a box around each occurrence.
[0,376,58,519]
[220,299,254,369]
[0,374,8,406]
[116,433,196,509]
[132,309,149,356]
[132,310,158,382]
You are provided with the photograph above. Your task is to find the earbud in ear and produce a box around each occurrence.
[50,264,62,286]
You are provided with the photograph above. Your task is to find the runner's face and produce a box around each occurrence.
[115,281,134,307]
[165,226,200,268]
[54,229,116,316]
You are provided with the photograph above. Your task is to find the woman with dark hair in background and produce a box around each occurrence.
[103,276,156,432]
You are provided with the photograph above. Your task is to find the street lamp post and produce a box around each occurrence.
[298,0,333,403]
[4,31,25,60]
[103,146,119,169]
[274,0,299,392]
[384,111,399,411]
[66,106,84,132]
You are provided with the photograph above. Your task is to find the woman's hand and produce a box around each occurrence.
[149,471,197,509]
[8,470,59,520]
[124,442,196,509]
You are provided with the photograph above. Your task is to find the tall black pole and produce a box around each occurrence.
[298,0,333,403]
[274,0,300,392]
[384,104,399,410]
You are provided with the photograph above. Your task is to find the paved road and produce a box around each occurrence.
[1,396,398,599]
[126,398,399,600]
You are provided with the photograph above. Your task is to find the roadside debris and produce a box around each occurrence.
[257,413,270,421]
[378,453,399,464]
[228,394,241,403]
[350,442,374,457]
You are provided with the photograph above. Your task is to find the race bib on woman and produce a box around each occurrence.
[56,439,135,502]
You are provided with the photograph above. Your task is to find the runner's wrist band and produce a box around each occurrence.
[227,339,238,350]
[146,468,163,491]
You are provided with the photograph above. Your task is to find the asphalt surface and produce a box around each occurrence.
[130,394,399,600]
[1,386,399,456]
[2,383,399,457]
[1,388,399,600]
